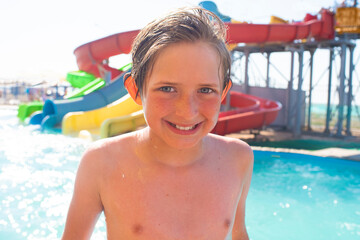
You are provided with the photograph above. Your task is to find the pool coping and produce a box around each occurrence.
[251,146,360,162]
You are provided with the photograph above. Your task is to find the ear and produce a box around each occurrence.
[221,80,232,102]
[124,74,142,105]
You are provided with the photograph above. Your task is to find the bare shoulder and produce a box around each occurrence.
[208,133,253,157]
[207,133,254,171]
[80,131,140,168]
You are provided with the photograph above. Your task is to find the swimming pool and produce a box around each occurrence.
[0,106,359,239]
[247,151,360,239]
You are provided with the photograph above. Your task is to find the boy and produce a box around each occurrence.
[62,7,253,240]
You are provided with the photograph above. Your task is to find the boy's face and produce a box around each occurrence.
[142,41,223,149]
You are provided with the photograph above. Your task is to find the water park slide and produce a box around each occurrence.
[62,94,143,138]
[28,30,138,130]
[207,1,334,43]
[212,91,282,135]
[17,101,43,122]
[64,77,105,100]
[66,71,96,88]
[64,63,132,100]
[74,6,334,81]
[61,4,333,137]
[100,110,146,138]
[41,1,331,135]
[74,30,139,79]
[29,72,128,129]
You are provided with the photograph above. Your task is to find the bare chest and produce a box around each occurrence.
[101,165,242,239]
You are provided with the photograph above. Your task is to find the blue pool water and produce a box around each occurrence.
[0,106,359,239]
[247,151,360,239]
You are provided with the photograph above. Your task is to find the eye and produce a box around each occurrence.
[159,86,175,92]
[199,88,214,94]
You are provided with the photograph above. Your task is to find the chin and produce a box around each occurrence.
[162,128,210,150]
[167,138,203,150]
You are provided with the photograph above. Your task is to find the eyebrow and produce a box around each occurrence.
[153,81,220,87]
[153,81,179,86]
[198,83,220,88]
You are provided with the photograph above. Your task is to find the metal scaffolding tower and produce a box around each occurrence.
[231,36,357,138]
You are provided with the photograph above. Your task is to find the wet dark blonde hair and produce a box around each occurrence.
[130,7,231,97]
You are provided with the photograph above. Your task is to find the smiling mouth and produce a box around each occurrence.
[167,122,199,131]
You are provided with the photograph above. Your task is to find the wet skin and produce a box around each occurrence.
[61,41,253,240]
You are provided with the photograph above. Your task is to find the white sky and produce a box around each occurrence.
[0,0,337,83]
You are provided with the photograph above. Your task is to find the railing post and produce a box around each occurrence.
[336,43,347,137]
[325,48,334,134]
[307,49,315,131]
[294,46,304,137]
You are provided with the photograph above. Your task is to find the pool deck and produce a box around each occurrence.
[251,146,360,161]
[227,128,360,161]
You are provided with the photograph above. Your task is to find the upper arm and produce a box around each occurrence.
[232,143,254,240]
[62,146,104,240]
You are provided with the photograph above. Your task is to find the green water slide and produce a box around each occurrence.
[17,101,43,122]
[64,64,131,100]
[64,77,106,99]
[65,70,105,99]
[66,71,96,88]
[118,62,132,72]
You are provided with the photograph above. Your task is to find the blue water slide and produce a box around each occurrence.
[29,72,128,129]
[199,1,232,22]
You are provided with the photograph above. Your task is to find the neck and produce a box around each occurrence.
[138,127,206,168]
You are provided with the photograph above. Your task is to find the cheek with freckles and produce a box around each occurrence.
[198,98,221,123]
[142,95,172,125]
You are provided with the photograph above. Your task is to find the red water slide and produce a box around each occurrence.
[74,30,140,79]
[212,92,282,135]
[226,9,334,44]
[74,9,334,80]
[73,9,334,135]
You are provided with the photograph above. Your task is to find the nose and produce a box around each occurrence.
[175,92,198,120]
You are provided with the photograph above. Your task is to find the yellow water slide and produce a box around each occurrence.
[100,109,146,138]
[62,94,144,139]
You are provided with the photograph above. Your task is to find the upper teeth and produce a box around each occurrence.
[176,125,195,130]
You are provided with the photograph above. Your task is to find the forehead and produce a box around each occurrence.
[147,41,222,84]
